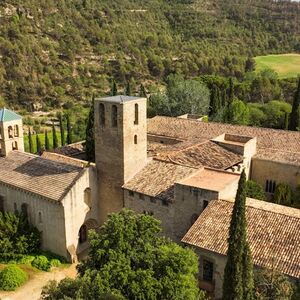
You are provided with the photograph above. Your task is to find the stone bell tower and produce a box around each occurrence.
[0,108,24,157]
[94,95,148,223]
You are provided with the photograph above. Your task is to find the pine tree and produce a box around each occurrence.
[36,134,41,154]
[58,113,65,146]
[223,170,254,300]
[111,80,118,96]
[139,83,147,98]
[66,114,72,145]
[288,77,300,131]
[52,123,58,149]
[45,130,50,150]
[85,97,95,162]
[28,128,33,153]
[125,81,131,96]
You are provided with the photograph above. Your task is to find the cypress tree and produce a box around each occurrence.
[36,134,41,154]
[284,112,289,130]
[111,80,118,96]
[209,85,217,116]
[28,128,33,153]
[228,77,235,103]
[52,123,58,149]
[66,114,72,145]
[288,77,300,131]
[125,81,131,96]
[58,113,65,146]
[139,83,147,98]
[45,130,50,150]
[223,170,254,300]
[85,97,95,162]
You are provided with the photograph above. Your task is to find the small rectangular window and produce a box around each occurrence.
[203,259,214,282]
[129,191,134,197]
[139,193,145,200]
[150,197,156,204]
[162,199,169,206]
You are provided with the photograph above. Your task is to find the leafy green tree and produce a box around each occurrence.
[36,134,41,154]
[45,130,50,151]
[66,114,72,145]
[52,123,58,149]
[111,80,118,96]
[58,113,65,146]
[245,57,255,73]
[28,128,33,154]
[254,268,294,300]
[0,212,40,254]
[76,209,200,300]
[245,180,265,200]
[288,77,300,131]
[85,98,95,162]
[273,183,292,206]
[226,99,250,125]
[223,170,254,300]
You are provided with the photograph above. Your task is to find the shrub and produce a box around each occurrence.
[0,265,28,291]
[245,180,265,200]
[50,259,61,268]
[32,255,51,271]
[273,183,292,206]
[0,212,41,255]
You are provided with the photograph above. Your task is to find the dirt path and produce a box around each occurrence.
[0,264,77,300]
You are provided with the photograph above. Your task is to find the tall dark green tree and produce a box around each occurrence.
[111,80,118,96]
[228,77,235,103]
[139,83,147,98]
[52,123,58,149]
[85,97,95,162]
[66,114,72,145]
[36,134,41,154]
[28,128,33,154]
[223,170,254,300]
[58,113,65,146]
[288,77,300,131]
[125,81,131,96]
[45,130,50,151]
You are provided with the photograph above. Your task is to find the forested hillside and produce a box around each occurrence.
[0,0,299,109]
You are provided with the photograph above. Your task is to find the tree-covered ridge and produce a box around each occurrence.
[0,0,299,108]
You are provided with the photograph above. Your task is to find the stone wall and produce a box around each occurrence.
[0,119,24,156]
[251,158,300,192]
[0,183,67,257]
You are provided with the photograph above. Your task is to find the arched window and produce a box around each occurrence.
[38,212,42,224]
[112,105,118,127]
[14,125,19,137]
[134,135,137,145]
[134,103,139,125]
[79,225,87,244]
[265,180,269,192]
[84,188,92,209]
[14,203,17,214]
[0,196,4,213]
[12,141,18,150]
[8,126,13,138]
[99,103,105,126]
[21,203,28,218]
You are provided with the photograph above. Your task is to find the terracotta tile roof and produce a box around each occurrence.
[182,198,300,278]
[123,160,196,202]
[41,152,90,168]
[0,151,84,202]
[255,149,300,166]
[155,141,243,169]
[55,141,86,160]
[177,168,240,192]
[148,116,300,153]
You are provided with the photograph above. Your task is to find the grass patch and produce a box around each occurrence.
[254,53,300,79]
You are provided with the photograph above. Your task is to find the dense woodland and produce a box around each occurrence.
[0,0,299,110]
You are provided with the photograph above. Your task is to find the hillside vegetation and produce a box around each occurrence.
[0,0,299,109]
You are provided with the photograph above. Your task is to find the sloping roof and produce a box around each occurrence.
[182,198,300,278]
[96,95,143,103]
[254,148,300,166]
[123,160,196,202]
[0,151,84,202]
[155,141,243,169]
[54,141,86,160]
[0,108,22,122]
[41,152,90,168]
[148,116,300,153]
